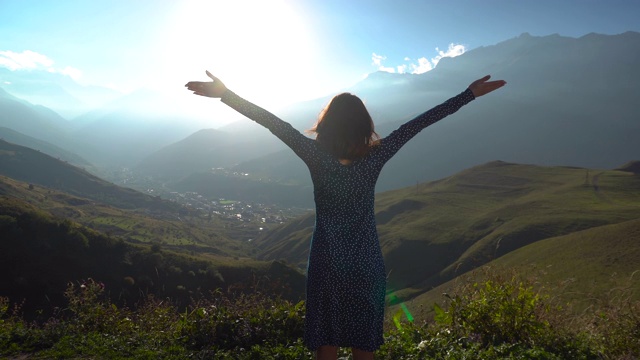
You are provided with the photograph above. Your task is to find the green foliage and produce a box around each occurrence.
[1,271,638,359]
[0,204,306,318]
[438,277,548,346]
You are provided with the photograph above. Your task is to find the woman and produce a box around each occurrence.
[186,71,505,359]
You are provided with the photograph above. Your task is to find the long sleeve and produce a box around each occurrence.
[220,90,317,165]
[375,88,475,164]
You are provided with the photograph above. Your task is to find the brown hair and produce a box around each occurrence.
[308,93,379,160]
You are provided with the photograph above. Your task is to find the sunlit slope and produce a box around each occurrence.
[256,161,640,299]
[406,217,640,317]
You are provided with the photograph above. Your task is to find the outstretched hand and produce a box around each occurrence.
[185,70,227,98]
[468,75,506,97]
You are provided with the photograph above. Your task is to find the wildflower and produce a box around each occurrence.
[417,339,428,350]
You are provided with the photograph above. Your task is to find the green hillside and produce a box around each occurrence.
[0,143,309,316]
[0,174,251,254]
[256,161,640,304]
[406,217,640,319]
[0,139,175,211]
[0,178,306,316]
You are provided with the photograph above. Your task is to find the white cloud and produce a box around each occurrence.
[0,50,82,80]
[60,66,83,80]
[371,43,466,75]
[431,43,466,67]
[372,53,396,73]
[410,57,433,74]
[0,50,53,70]
[371,53,386,67]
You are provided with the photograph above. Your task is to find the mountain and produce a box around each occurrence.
[197,32,640,198]
[68,88,226,167]
[254,161,640,302]
[0,127,91,167]
[0,67,122,118]
[0,87,72,147]
[0,138,174,210]
[135,128,286,181]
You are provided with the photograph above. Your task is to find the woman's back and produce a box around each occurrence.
[185,71,506,357]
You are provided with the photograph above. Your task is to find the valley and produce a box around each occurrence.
[1,32,639,325]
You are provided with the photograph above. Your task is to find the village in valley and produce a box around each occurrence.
[165,190,309,227]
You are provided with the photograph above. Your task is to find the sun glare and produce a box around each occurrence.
[160,0,319,110]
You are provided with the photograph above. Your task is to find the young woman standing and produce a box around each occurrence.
[186,71,505,359]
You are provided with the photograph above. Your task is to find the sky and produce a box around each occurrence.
[1,0,640,110]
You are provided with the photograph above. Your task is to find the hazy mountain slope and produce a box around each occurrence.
[0,127,91,167]
[0,87,72,146]
[135,128,287,180]
[0,139,174,211]
[406,217,640,317]
[0,67,122,118]
[255,161,640,300]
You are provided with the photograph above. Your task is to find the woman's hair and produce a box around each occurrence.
[308,93,379,160]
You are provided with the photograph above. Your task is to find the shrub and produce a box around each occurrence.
[2,271,639,359]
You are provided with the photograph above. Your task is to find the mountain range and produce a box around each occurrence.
[2,139,637,315]
[1,32,639,207]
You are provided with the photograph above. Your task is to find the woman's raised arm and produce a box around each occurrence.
[375,75,506,164]
[185,71,317,166]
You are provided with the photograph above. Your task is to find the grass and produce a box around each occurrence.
[256,162,640,309]
[1,268,638,359]
[0,174,257,257]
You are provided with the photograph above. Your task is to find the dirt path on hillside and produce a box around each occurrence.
[592,172,614,204]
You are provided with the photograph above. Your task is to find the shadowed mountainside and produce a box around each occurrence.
[0,126,91,167]
[0,139,175,211]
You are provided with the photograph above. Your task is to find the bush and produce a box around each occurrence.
[1,271,639,359]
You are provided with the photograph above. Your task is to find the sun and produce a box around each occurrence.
[159,0,320,109]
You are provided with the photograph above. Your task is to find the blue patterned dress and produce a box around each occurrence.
[221,88,475,351]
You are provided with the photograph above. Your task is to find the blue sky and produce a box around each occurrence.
[1,0,639,109]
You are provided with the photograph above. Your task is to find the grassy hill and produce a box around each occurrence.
[405,216,640,319]
[0,143,309,315]
[255,161,640,306]
[0,174,248,254]
[0,177,306,316]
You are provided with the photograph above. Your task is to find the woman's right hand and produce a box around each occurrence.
[468,75,506,97]
[185,70,228,98]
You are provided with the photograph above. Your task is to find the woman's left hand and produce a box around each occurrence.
[185,70,228,98]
